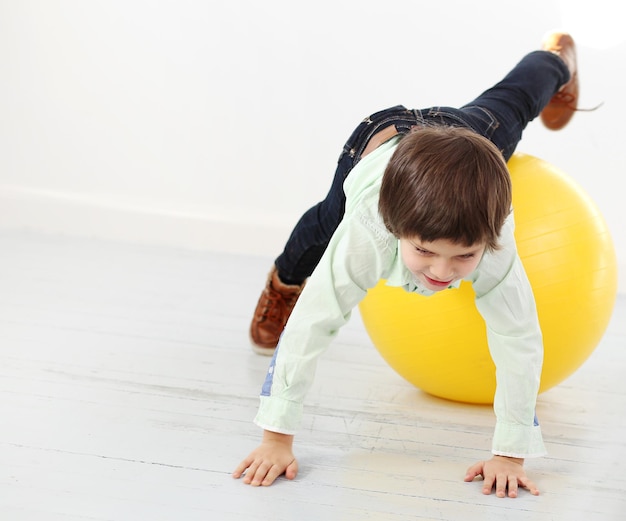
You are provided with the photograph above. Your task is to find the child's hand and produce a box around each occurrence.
[232,430,298,486]
[464,456,539,498]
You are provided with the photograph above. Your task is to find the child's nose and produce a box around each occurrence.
[430,260,453,281]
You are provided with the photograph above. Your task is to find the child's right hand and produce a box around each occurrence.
[232,430,298,486]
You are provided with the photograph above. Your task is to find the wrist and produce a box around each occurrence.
[494,455,524,465]
[263,430,294,446]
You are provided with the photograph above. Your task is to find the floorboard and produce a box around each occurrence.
[0,231,624,520]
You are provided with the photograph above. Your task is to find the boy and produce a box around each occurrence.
[234,32,579,498]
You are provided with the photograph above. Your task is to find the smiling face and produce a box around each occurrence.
[399,236,486,291]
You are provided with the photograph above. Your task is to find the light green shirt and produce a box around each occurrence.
[256,137,547,458]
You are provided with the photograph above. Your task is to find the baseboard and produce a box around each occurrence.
[0,186,291,258]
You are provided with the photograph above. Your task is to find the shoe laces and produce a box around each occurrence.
[551,90,578,109]
[258,284,300,323]
[552,91,604,112]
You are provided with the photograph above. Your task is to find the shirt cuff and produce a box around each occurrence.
[492,422,547,458]
[253,395,303,435]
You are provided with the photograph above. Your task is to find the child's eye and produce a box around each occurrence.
[415,247,431,255]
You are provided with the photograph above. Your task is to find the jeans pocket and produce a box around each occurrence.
[456,105,500,140]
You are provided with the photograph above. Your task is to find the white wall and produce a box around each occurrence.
[1,0,624,293]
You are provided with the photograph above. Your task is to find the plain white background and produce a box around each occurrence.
[1,0,624,292]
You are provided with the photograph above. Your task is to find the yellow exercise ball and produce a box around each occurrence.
[359,153,618,404]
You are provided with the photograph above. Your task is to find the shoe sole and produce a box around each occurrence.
[249,335,277,356]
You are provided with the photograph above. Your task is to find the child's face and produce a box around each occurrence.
[399,236,486,292]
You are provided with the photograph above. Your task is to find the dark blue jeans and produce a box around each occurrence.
[275,50,570,284]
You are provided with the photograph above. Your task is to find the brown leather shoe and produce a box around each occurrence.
[540,32,579,130]
[249,266,305,355]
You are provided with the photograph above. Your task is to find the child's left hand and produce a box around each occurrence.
[464,456,539,498]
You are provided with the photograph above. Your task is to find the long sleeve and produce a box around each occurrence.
[254,211,396,434]
[254,138,402,434]
[472,215,547,457]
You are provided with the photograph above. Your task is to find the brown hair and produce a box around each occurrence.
[378,125,511,251]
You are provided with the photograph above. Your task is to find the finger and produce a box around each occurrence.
[261,458,298,485]
[495,473,508,498]
[232,456,254,479]
[285,459,299,480]
[241,459,262,484]
[482,473,496,495]
[464,461,484,482]
[249,461,273,487]
[507,475,519,498]
[261,464,286,486]
[518,475,540,496]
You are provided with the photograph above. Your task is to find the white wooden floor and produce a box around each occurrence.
[0,231,624,521]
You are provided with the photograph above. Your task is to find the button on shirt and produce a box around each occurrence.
[255,137,547,458]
